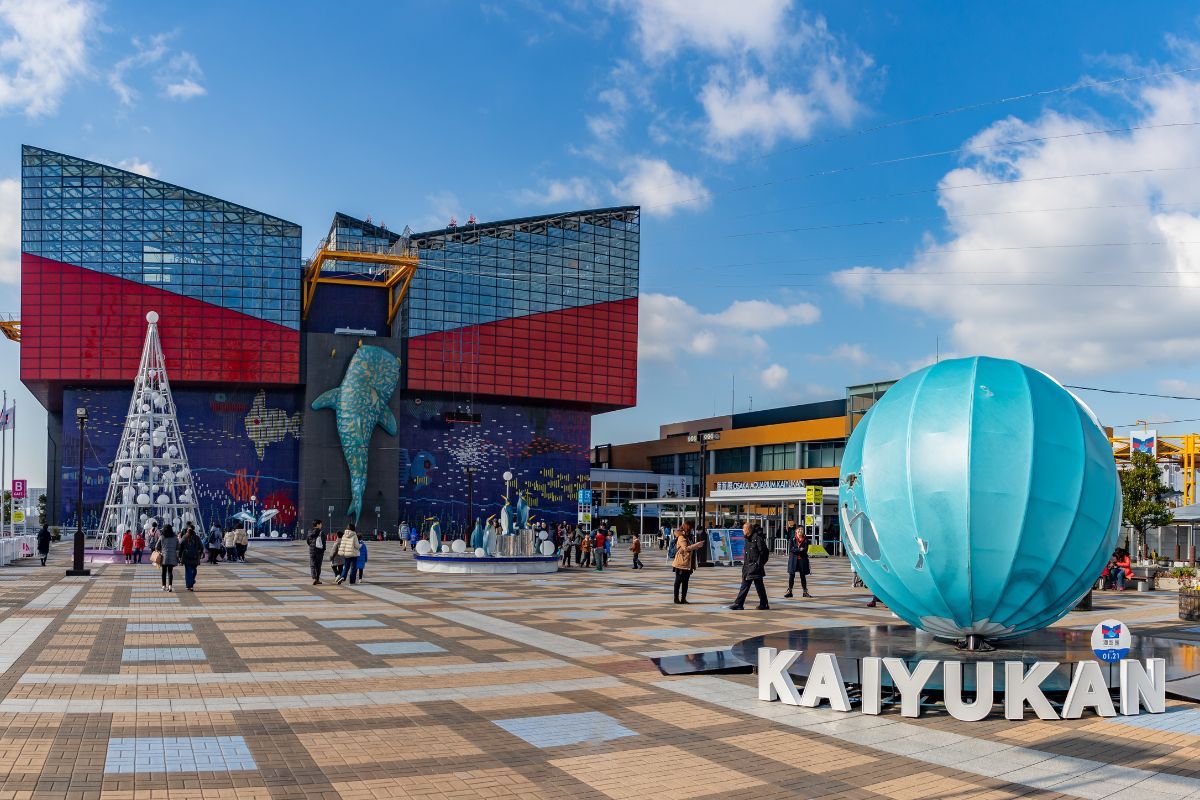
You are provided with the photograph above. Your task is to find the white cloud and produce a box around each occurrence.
[831,343,870,365]
[832,72,1200,376]
[162,52,205,100]
[516,177,600,208]
[113,158,158,178]
[419,191,462,230]
[761,363,789,389]
[711,299,819,330]
[611,157,709,216]
[0,177,18,284]
[619,0,792,61]
[109,34,206,106]
[639,292,818,363]
[0,0,94,117]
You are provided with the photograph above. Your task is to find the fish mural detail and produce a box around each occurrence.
[311,345,400,521]
[244,390,302,459]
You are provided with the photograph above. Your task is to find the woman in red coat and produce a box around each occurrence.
[120,530,134,564]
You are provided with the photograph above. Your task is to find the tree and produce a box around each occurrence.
[1120,451,1174,561]
[37,494,46,525]
[619,500,637,538]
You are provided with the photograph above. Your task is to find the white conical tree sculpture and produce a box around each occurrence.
[97,311,204,538]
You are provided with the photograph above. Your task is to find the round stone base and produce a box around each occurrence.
[414,554,559,574]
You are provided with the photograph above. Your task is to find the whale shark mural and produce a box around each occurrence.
[312,345,400,521]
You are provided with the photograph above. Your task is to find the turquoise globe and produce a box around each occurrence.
[839,356,1121,640]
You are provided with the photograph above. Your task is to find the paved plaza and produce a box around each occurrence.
[0,542,1196,799]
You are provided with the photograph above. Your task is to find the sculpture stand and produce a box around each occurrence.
[956,633,995,652]
[414,527,558,574]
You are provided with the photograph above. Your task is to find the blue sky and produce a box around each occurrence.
[4,0,1200,482]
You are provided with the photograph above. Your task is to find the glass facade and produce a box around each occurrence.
[21,146,302,328]
[404,208,639,408]
[802,440,846,469]
[714,447,751,474]
[650,454,677,475]
[757,443,796,471]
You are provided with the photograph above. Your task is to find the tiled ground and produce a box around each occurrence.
[0,542,1197,799]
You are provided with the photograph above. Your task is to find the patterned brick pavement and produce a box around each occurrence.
[0,540,1196,799]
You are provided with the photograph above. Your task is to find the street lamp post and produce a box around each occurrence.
[67,407,91,576]
[687,431,721,565]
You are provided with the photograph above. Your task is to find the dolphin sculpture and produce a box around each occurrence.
[311,345,400,521]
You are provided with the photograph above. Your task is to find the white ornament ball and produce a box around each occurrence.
[474,547,486,558]
[139,444,151,456]
[178,468,189,478]
[140,404,150,413]
[167,446,179,457]
[139,513,148,522]
[135,466,144,477]
[136,493,150,505]
[122,487,134,501]
[540,540,555,556]
[538,530,549,540]
[451,539,467,553]
[415,540,432,555]
[140,420,149,429]
[119,466,131,479]
[440,544,451,553]
[157,494,170,505]
[146,310,159,323]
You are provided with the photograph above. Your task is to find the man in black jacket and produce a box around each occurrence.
[729,522,770,610]
[306,519,326,585]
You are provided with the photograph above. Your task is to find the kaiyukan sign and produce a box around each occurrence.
[757,648,1166,721]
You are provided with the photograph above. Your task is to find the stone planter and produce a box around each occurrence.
[1158,577,1183,592]
[1179,588,1200,621]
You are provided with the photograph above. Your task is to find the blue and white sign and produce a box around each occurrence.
[577,489,593,504]
[1091,618,1131,662]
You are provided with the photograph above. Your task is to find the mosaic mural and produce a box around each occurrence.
[396,397,590,533]
[62,388,301,534]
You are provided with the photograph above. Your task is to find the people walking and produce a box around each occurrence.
[671,521,704,604]
[179,524,204,591]
[120,529,134,564]
[145,521,160,552]
[306,519,326,585]
[784,523,813,599]
[205,525,222,564]
[335,524,361,585]
[593,528,606,571]
[580,530,592,568]
[133,530,146,564]
[729,523,770,610]
[560,528,574,567]
[223,526,238,563]
[630,534,642,569]
[354,539,367,583]
[37,524,51,566]
[235,526,249,562]
[153,524,179,592]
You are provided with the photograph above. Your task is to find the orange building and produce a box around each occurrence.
[594,382,894,497]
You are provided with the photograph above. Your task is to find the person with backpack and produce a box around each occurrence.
[670,521,704,604]
[630,534,642,569]
[729,522,770,610]
[305,519,326,584]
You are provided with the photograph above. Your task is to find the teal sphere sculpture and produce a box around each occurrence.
[839,356,1121,640]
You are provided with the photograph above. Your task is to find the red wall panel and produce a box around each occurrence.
[21,254,300,395]
[406,297,638,410]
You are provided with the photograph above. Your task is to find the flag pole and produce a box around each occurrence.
[2,389,7,537]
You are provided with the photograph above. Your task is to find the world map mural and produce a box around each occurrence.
[61,387,302,534]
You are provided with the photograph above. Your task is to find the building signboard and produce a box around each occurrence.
[715,480,803,492]
[11,479,25,500]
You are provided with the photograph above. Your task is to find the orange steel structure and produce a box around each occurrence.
[301,239,418,325]
[1111,433,1200,506]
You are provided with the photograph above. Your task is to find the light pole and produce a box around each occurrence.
[67,407,91,576]
[687,431,720,565]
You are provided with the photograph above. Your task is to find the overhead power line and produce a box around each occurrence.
[1065,385,1200,402]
